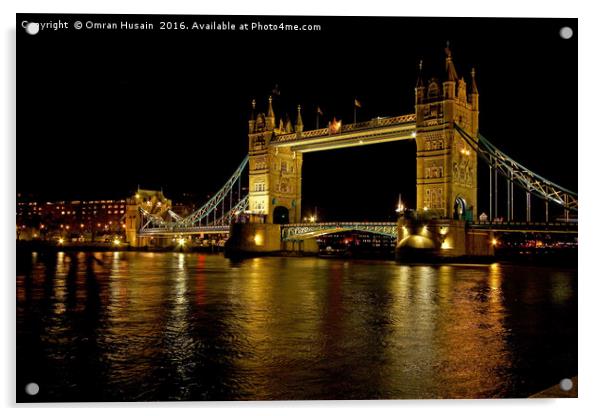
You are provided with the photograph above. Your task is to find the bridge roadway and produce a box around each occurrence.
[137,221,577,239]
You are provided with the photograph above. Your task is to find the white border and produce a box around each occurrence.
[2,1,601,415]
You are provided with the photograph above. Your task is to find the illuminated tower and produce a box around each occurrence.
[415,46,479,219]
[248,97,303,224]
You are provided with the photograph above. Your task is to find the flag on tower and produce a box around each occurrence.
[353,98,361,123]
[317,106,323,115]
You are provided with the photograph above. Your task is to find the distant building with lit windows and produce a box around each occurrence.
[16,195,128,241]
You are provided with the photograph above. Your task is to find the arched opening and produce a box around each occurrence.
[273,206,289,224]
[454,196,467,220]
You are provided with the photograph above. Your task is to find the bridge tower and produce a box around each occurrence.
[415,47,479,220]
[125,189,172,247]
[247,97,303,224]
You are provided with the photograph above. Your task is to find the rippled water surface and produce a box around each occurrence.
[16,251,577,401]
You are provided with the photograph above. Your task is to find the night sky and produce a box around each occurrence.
[18,15,577,221]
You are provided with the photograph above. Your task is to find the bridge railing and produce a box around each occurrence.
[281,222,398,240]
[283,221,398,227]
[139,225,230,235]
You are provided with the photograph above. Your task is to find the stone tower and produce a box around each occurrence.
[247,97,303,224]
[415,47,479,220]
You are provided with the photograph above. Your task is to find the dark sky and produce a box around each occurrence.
[17,14,577,221]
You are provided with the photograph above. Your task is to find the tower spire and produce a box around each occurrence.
[250,98,256,120]
[295,104,304,132]
[266,96,276,130]
[267,95,275,118]
[445,43,458,82]
[416,59,424,88]
[469,67,479,110]
[470,67,479,94]
[248,98,256,133]
[415,59,426,105]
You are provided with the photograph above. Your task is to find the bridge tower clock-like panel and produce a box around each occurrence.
[415,47,479,219]
[247,97,303,224]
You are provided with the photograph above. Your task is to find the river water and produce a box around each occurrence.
[16,251,577,401]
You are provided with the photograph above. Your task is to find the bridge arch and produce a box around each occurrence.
[454,195,467,220]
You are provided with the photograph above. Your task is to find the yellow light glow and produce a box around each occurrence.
[440,226,448,235]
[135,193,140,199]
[441,238,452,249]
[309,216,316,223]
[113,239,121,246]
[254,233,264,246]
[58,238,64,245]
[491,238,498,246]
[178,238,186,246]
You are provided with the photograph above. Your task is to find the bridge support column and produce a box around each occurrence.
[224,222,282,256]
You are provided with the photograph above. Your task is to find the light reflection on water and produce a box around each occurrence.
[16,251,577,401]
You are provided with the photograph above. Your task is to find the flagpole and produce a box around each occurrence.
[316,109,319,130]
[353,99,357,124]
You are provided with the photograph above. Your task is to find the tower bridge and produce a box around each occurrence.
[126,46,578,258]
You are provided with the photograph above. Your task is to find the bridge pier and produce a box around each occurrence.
[225,222,283,256]
[396,216,494,260]
[282,238,319,255]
